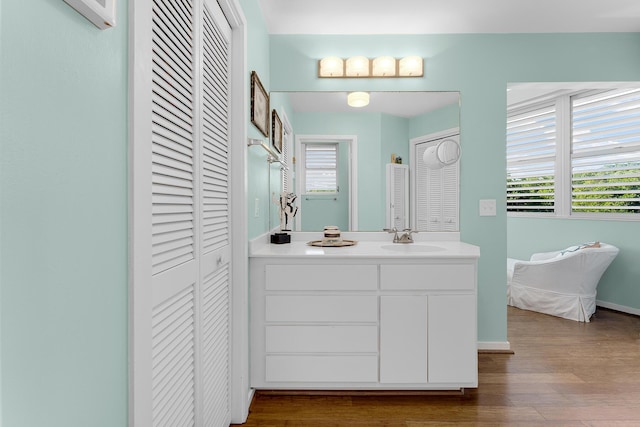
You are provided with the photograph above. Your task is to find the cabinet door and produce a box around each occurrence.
[380,296,428,383]
[428,294,477,384]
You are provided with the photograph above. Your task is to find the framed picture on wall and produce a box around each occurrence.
[250,71,270,138]
[64,0,116,29]
[272,110,282,153]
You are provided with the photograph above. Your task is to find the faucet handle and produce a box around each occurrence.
[383,228,400,243]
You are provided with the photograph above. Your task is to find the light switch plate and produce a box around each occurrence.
[479,199,497,216]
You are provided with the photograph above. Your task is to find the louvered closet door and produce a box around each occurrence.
[415,143,433,231]
[150,0,198,425]
[386,164,409,229]
[414,135,459,232]
[200,1,232,426]
[146,0,232,425]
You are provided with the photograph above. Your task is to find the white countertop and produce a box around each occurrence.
[250,232,480,259]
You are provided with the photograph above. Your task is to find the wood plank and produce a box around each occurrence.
[233,307,640,426]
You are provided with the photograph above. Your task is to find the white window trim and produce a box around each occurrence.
[507,90,640,221]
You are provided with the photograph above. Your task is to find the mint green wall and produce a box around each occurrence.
[508,217,640,311]
[268,92,295,230]
[1,1,128,426]
[381,113,410,165]
[242,0,274,239]
[410,103,460,138]
[269,33,640,343]
[293,111,384,230]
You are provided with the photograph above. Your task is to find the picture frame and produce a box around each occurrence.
[250,71,270,138]
[271,109,283,153]
[64,0,116,29]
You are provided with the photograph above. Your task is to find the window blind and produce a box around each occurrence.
[571,89,640,213]
[506,104,556,213]
[304,144,338,193]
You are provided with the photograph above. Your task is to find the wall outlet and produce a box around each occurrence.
[254,198,260,217]
[479,199,497,216]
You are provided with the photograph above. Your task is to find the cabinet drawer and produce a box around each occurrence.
[266,296,378,322]
[266,264,378,291]
[380,264,475,290]
[266,325,378,353]
[266,355,378,383]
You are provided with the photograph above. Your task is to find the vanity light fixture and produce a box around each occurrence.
[347,91,370,108]
[318,56,344,77]
[318,56,423,78]
[345,56,370,77]
[398,55,423,77]
[372,56,397,77]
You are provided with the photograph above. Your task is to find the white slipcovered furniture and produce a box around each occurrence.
[507,242,619,322]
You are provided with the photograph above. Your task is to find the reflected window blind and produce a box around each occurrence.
[571,89,640,213]
[506,103,556,213]
[304,144,338,193]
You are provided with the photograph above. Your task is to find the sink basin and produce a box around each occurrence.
[381,244,445,253]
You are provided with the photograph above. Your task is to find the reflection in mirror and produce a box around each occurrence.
[269,91,461,232]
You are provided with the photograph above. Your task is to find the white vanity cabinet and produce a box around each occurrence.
[249,241,479,391]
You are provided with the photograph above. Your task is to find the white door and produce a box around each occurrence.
[386,163,410,230]
[379,296,428,383]
[413,134,459,232]
[130,0,233,425]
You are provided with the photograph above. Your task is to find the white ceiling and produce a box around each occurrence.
[258,0,640,35]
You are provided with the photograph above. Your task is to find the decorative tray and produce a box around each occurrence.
[307,239,358,247]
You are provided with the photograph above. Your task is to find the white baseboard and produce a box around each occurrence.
[477,341,511,351]
[596,300,640,316]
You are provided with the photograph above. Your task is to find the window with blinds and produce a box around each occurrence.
[506,104,557,213]
[304,143,338,193]
[571,89,640,214]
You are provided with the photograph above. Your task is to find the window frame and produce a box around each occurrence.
[507,88,640,221]
[301,142,340,195]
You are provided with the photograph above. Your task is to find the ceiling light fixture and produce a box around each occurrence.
[347,91,370,108]
[318,56,423,78]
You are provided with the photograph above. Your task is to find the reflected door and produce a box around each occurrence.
[414,134,460,232]
[300,141,350,231]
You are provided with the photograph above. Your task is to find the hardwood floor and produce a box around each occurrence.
[233,306,640,426]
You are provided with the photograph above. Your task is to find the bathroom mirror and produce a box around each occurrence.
[269,91,460,232]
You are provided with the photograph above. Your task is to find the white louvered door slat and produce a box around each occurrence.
[133,0,234,424]
[414,135,460,232]
[200,1,232,425]
[151,0,197,426]
[442,162,459,231]
[151,0,196,277]
[427,167,442,231]
[415,143,430,231]
[202,267,230,426]
[386,164,409,230]
[147,0,233,425]
[152,285,196,427]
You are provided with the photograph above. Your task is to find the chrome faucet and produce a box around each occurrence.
[384,228,418,243]
[383,227,400,243]
[397,229,418,243]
